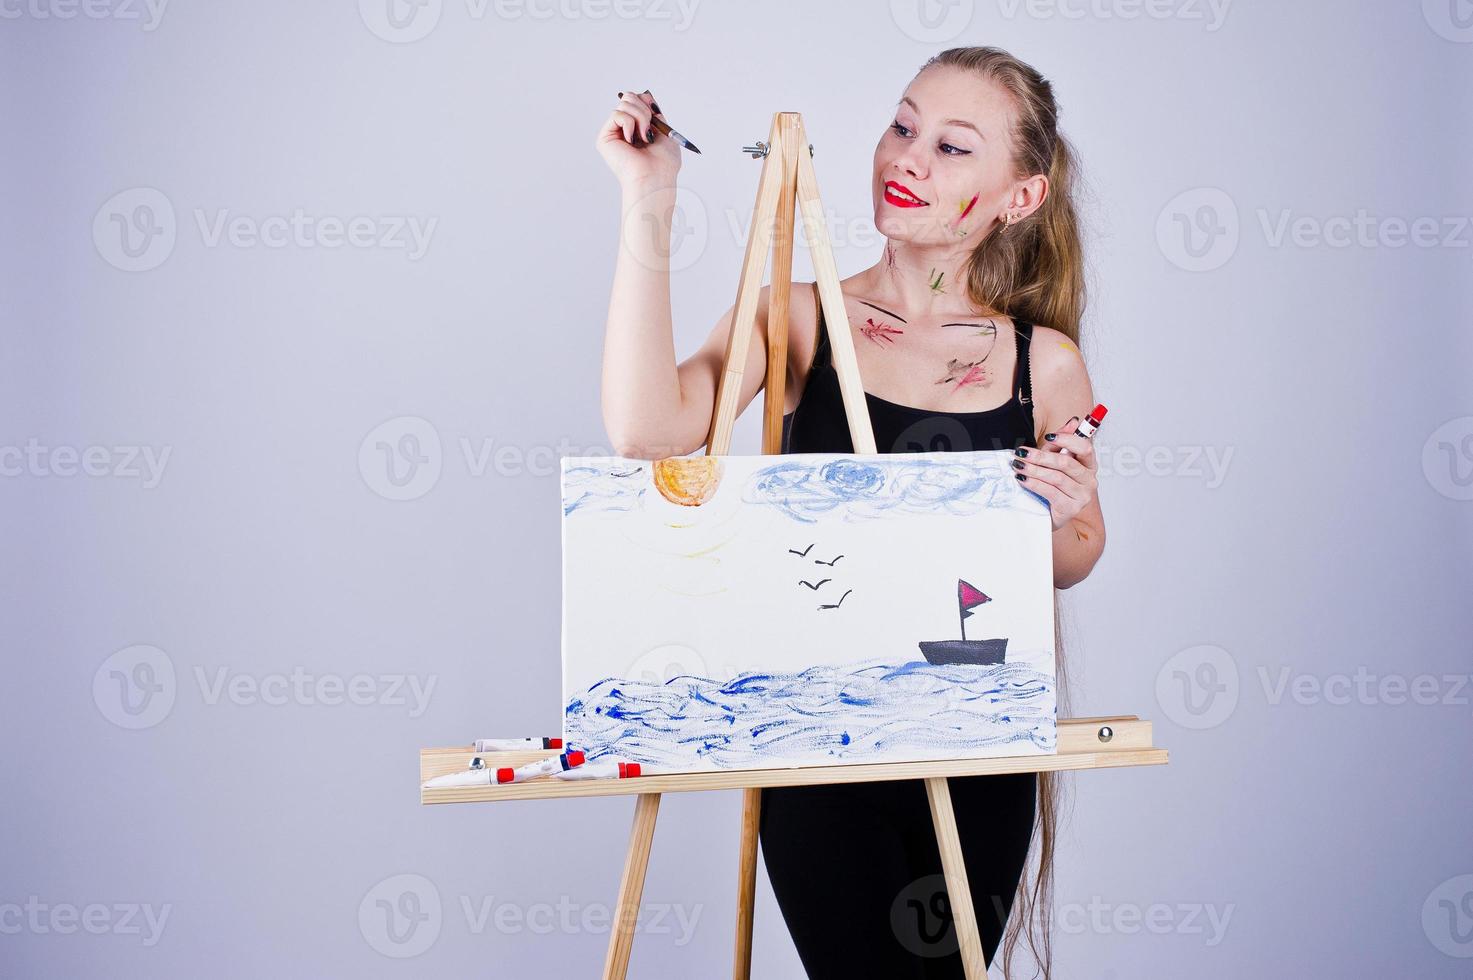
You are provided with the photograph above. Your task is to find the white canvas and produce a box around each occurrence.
[559,450,1058,775]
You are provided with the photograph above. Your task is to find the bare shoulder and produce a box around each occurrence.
[1026,324,1095,433]
[1028,324,1089,389]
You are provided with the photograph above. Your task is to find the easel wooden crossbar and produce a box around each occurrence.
[420,112,1168,980]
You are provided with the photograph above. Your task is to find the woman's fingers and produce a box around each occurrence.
[1014,461,1079,497]
[1012,466,1069,522]
[1044,431,1095,465]
[609,108,641,144]
[630,88,664,117]
[1013,450,1090,514]
[615,90,655,142]
[1014,446,1092,485]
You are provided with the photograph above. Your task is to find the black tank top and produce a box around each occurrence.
[781,284,1039,456]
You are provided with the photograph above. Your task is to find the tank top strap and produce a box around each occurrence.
[809,281,833,371]
[1011,316,1035,408]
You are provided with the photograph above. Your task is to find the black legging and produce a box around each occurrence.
[759,772,1037,978]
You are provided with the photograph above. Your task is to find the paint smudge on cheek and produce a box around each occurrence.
[953,193,980,236]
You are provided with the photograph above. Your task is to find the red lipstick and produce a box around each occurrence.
[883,180,928,208]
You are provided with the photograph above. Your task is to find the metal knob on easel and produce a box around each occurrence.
[741,140,813,159]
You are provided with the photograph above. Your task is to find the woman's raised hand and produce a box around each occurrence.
[595,88,681,188]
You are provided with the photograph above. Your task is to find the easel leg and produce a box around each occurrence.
[602,792,661,980]
[925,777,988,979]
[731,787,762,979]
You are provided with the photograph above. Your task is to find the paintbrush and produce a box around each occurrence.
[617,92,701,154]
[650,114,701,154]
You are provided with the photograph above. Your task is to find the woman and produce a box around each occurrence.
[596,46,1103,979]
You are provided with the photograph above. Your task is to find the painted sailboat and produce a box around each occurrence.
[918,578,1009,666]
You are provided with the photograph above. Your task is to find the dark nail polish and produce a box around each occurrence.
[1016,473,1026,482]
[647,128,655,141]
[1011,459,1024,469]
[617,91,624,98]
[652,101,662,114]
[1014,448,1028,457]
[1044,433,1056,442]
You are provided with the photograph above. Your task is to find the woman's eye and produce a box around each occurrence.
[890,122,970,157]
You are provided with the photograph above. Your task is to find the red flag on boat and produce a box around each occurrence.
[957,579,991,618]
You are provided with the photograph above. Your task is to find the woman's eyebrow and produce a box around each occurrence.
[897,96,985,139]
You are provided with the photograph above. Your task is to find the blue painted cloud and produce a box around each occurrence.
[742,454,1024,524]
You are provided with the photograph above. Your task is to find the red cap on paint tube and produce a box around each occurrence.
[1074,403,1108,440]
[495,750,587,784]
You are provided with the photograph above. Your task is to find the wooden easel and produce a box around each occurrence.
[419,721,1167,978]
[420,113,1169,978]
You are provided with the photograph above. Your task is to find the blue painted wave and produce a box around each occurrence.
[562,463,647,516]
[741,455,1026,524]
[565,658,1056,772]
